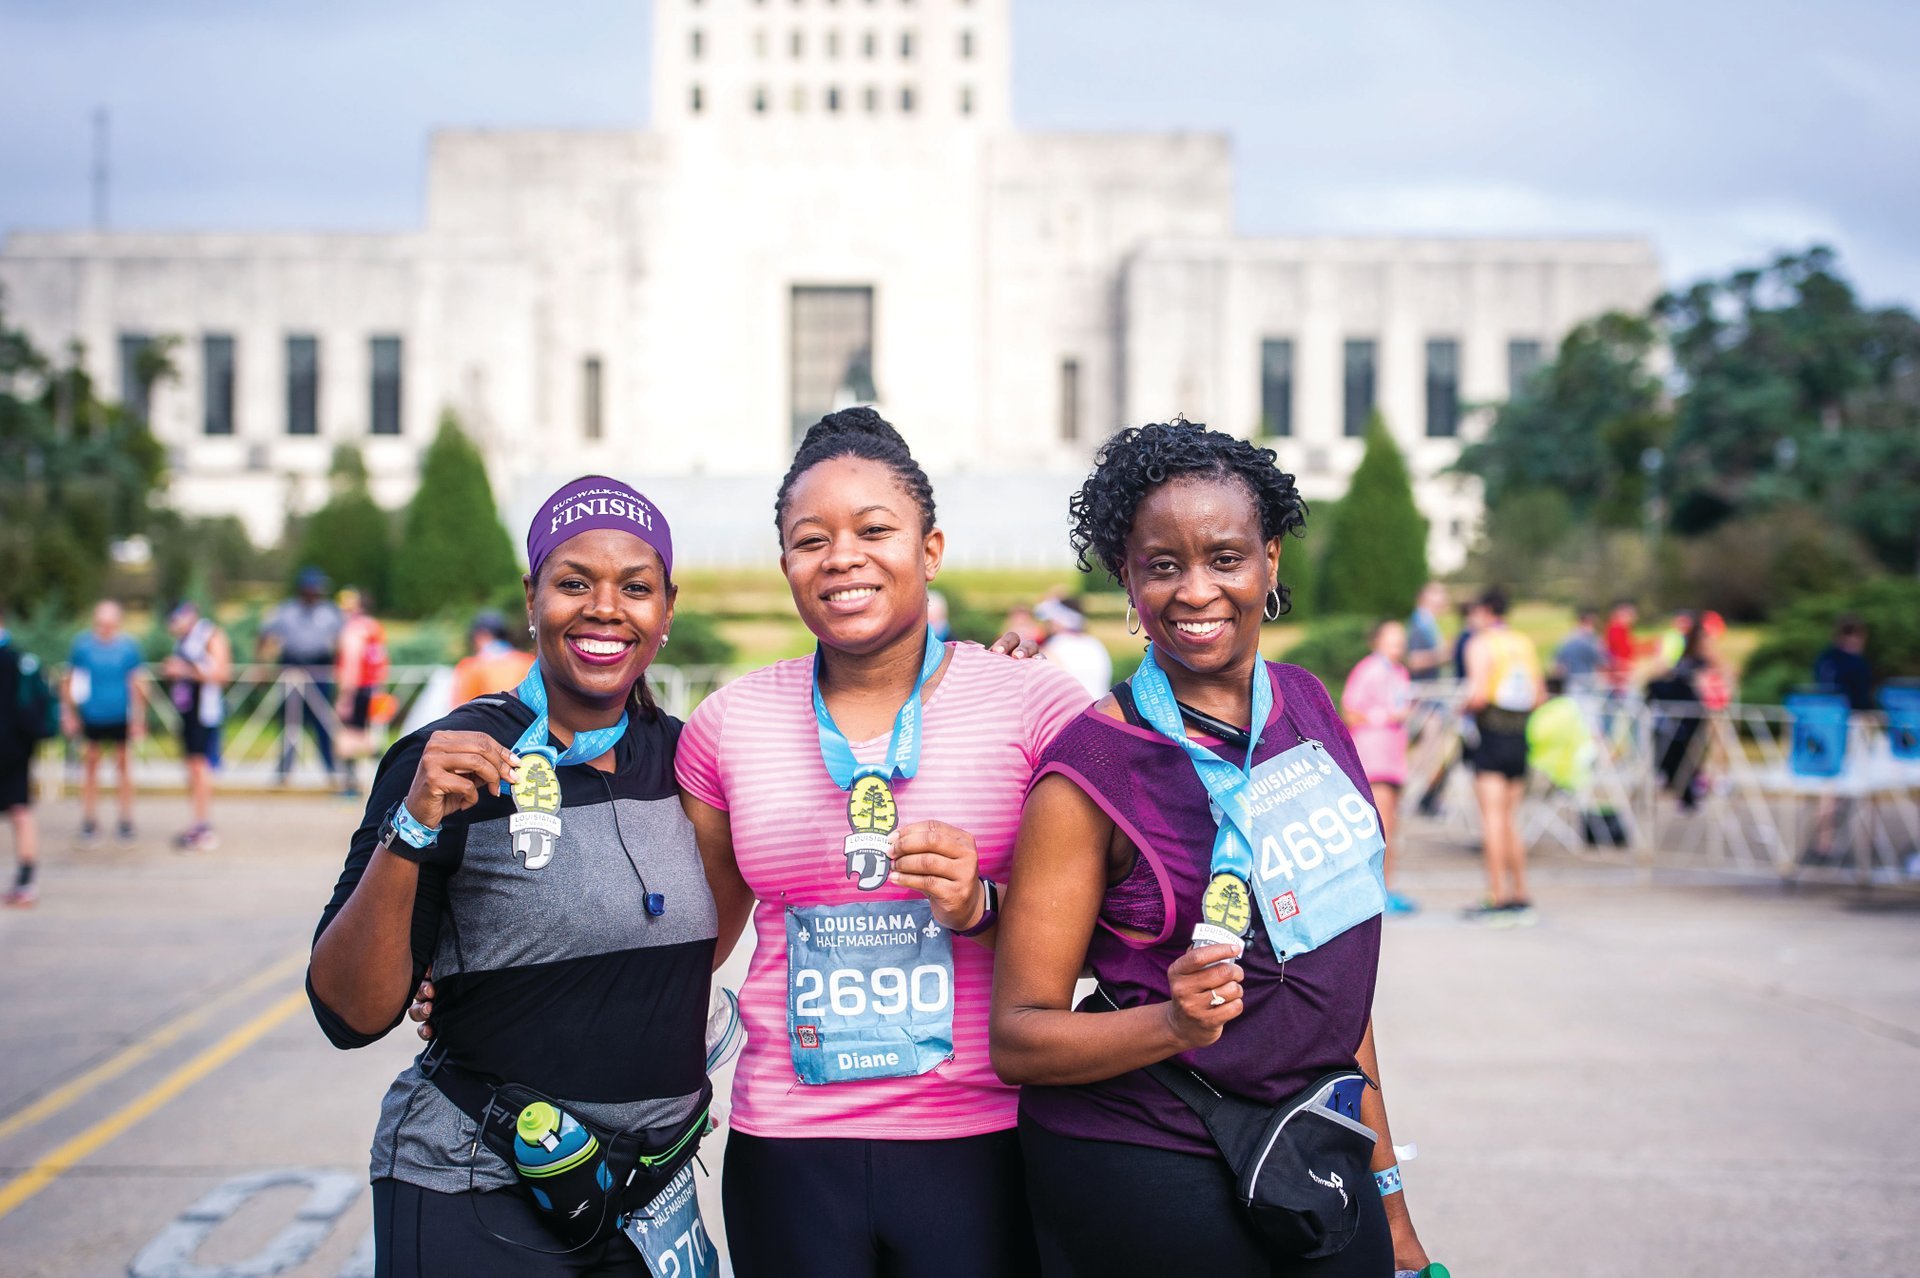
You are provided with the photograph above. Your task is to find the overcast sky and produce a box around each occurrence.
[4,0,1917,308]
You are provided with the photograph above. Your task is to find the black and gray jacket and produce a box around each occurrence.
[307,694,717,1192]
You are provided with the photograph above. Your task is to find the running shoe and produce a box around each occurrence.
[174,824,219,853]
[1385,891,1421,916]
[4,885,38,908]
[79,821,101,848]
[1500,900,1539,927]
[116,821,136,845]
[1459,900,1506,924]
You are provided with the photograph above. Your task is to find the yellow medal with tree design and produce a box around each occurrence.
[1195,870,1254,949]
[510,754,564,870]
[843,773,897,891]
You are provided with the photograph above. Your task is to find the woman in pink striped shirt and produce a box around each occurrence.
[676,409,1090,1278]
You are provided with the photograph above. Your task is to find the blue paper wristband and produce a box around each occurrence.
[1374,1164,1403,1196]
[391,803,441,849]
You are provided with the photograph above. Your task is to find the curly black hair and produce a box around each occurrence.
[1069,419,1308,613]
[775,407,937,546]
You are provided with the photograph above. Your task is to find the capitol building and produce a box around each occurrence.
[0,0,1659,570]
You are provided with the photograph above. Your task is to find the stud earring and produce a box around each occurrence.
[661,632,670,648]
[528,624,537,640]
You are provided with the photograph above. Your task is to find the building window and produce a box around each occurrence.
[899,84,915,112]
[826,29,841,57]
[791,285,875,447]
[900,30,915,58]
[1426,339,1460,437]
[791,84,807,111]
[203,334,235,436]
[1059,358,1081,442]
[690,84,705,113]
[791,28,805,56]
[583,356,604,441]
[1342,339,1376,437]
[286,335,318,436]
[690,28,705,58]
[118,332,153,424]
[370,335,402,435]
[1508,338,1543,395]
[959,85,973,115]
[754,28,768,56]
[959,29,974,58]
[863,30,877,57]
[827,85,842,112]
[863,84,879,112]
[753,85,769,112]
[1260,338,1293,437]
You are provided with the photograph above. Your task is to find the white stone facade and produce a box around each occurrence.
[0,0,1658,571]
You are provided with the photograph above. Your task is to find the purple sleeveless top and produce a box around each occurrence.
[1017,662,1383,1159]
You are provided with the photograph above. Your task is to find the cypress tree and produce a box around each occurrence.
[294,445,393,604]
[1320,414,1430,618]
[390,412,520,618]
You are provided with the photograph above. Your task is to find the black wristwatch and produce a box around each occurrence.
[954,877,1000,937]
[376,801,446,866]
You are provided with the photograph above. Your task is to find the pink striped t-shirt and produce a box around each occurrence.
[676,642,1090,1140]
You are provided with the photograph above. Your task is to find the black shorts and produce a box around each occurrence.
[0,760,28,810]
[343,687,375,730]
[1468,713,1530,780]
[371,1178,647,1277]
[1018,1111,1394,1278]
[722,1128,1039,1278]
[181,717,221,761]
[82,721,129,744]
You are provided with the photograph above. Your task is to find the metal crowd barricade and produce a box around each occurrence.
[1398,682,1920,889]
[39,662,756,796]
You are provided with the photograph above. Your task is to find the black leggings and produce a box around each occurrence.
[371,1178,649,1278]
[722,1129,1040,1278]
[1018,1112,1395,1278]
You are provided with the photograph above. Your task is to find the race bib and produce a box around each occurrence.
[787,899,954,1084]
[1240,741,1387,959]
[625,1164,717,1278]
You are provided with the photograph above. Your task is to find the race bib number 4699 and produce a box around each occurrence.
[787,899,955,1084]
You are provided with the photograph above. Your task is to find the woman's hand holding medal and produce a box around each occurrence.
[1162,944,1245,1049]
[405,730,521,830]
[886,819,987,932]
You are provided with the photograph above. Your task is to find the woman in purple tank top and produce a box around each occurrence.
[990,422,1434,1277]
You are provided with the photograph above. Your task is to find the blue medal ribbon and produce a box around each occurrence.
[810,625,945,790]
[1129,644,1273,885]
[505,661,629,784]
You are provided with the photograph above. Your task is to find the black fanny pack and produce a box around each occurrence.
[424,1049,710,1249]
[1091,986,1377,1258]
[1147,1060,1379,1259]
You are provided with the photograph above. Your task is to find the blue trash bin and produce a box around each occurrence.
[1786,690,1850,779]
[1881,685,1920,762]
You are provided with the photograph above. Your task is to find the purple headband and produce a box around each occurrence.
[527,475,673,582]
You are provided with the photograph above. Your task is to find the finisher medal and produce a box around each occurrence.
[844,773,898,891]
[510,754,564,870]
[1196,870,1254,950]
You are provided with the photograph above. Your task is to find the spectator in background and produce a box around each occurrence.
[62,599,145,845]
[1036,597,1111,700]
[448,610,536,707]
[927,588,952,643]
[1406,580,1449,681]
[1657,608,1696,670]
[1004,603,1045,649]
[1343,618,1418,914]
[1461,589,1545,924]
[1552,606,1605,694]
[0,603,46,906]
[1452,597,1490,681]
[332,589,390,796]
[1813,615,1873,711]
[259,566,344,784]
[1604,599,1643,693]
[163,602,231,852]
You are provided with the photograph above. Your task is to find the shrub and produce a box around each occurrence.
[1740,579,1920,706]
[1319,417,1429,618]
[1279,615,1374,687]
[1667,510,1879,623]
[663,611,736,666]
[389,412,520,620]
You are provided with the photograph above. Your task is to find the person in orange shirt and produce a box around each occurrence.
[449,611,535,707]
[334,589,391,795]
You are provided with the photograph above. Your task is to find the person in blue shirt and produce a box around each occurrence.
[62,600,147,845]
[1812,615,1874,712]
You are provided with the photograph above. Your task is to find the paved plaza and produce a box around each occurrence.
[0,792,1915,1277]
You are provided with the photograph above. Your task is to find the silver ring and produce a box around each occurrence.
[1208,993,1225,1007]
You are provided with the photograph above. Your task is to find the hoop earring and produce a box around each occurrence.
[1125,601,1140,636]
[1264,588,1282,622]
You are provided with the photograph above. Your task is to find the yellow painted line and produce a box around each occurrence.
[0,986,309,1221]
[0,949,308,1145]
